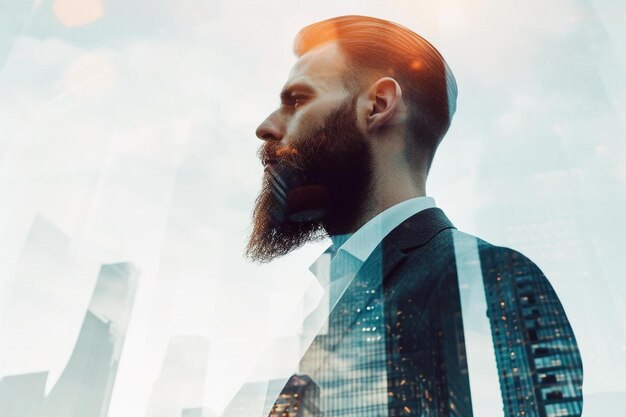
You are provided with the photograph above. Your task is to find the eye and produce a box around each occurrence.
[290,95,307,108]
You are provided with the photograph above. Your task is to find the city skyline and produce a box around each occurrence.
[0,262,138,417]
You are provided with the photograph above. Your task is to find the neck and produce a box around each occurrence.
[349,132,428,232]
[359,173,426,228]
[324,170,426,237]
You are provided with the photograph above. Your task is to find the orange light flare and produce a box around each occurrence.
[409,59,424,71]
[295,22,340,54]
[53,0,103,27]
[62,53,116,98]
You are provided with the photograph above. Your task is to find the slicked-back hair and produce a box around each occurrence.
[294,15,458,172]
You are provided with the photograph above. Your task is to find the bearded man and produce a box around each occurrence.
[245,15,583,417]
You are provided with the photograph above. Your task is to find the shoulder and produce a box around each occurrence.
[449,229,543,271]
[385,219,554,295]
[451,231,562,299]
[395,227,543,271]
[398,228,555,290]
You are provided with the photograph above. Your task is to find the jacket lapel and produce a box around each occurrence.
[385,207,456,253]
[324,208,456,352]
[323,240,406,350]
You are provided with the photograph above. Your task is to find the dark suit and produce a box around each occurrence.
[271,208,583,417]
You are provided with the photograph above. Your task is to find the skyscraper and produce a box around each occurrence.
[44,311,116,417]
[222,378,294,417]
[480,248,583,417]
[296,245,473,416]
[43,262,138,417]
[298,249,389,416]
[267,375,320,417]
[271,234,580,417]
[0,371,47,417]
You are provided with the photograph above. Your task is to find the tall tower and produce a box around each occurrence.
[0,371,48,417]
[267,375,320,417]
[43,262,138,417]
[480,249,583,417]
[298,249,388,416]
[222,378,292,417]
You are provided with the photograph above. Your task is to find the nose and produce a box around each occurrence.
[255,111,285,142]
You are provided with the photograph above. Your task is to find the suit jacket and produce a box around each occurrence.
[270,208,583,417]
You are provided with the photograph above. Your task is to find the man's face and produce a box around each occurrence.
[246,43,373,262]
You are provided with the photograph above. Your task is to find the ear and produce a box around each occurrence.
[365,77,403,135]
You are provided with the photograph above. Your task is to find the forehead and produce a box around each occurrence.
[284,42,347,94]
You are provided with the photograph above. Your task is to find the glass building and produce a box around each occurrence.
[267,375,321,417]
[480,247,583,417]
[297,249,389,416]
[0,372,47,417]
[270,236,582,417]
[0,263,138,417]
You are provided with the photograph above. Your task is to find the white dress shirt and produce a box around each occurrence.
[309,196,436,282]
[306,196,436,316]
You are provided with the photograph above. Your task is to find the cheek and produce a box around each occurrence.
[283,112,316,147]
[291,99,337,133]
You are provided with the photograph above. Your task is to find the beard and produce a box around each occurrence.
[246,94,373,263]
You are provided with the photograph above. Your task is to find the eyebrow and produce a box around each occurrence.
[279,82,315,103]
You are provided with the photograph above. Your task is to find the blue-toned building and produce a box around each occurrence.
[480,248,583,417]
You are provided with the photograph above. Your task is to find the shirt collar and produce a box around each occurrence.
[309,196,436,282]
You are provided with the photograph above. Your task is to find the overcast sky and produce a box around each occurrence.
[1,0,625,416]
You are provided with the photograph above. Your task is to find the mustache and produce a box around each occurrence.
[257,144,308,171]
